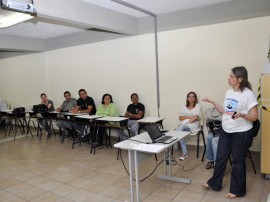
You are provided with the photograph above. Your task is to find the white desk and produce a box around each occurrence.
[114,130,190,202]
[75,115,101,119]
[55,112,88,121]
[137,117,165,133]
[0,110,12,113]
[89,116,130,154]
[96,116,128,122]
[59,112,88,116]
[137,116,165,124]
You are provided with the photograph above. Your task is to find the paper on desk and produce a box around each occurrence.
[133,143,166,153]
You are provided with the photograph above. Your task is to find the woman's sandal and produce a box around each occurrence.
[205,162,214,169]
[225,193,237,199]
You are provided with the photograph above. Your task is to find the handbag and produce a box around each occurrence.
[205,108,222,136]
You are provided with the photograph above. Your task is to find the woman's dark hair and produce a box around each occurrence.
[231,66,252,91]
[101,94,113,104]
[186,91,198,107]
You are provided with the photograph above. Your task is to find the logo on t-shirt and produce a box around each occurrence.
[225,98,238,113]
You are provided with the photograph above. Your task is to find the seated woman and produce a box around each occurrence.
[95,94,119,145]
[176,91,201,160]
[96,94,119,117]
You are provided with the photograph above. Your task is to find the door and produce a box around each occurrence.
[260,74,270,174]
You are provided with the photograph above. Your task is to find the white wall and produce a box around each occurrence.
[0,52,47,110]
[46,35,157,115]
[158,16,270,150]
[1,16,270,151]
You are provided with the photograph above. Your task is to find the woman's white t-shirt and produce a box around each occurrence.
[222,88,258,133]
[179,103,201,133]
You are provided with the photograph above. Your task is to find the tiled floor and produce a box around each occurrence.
[0,127,269,202]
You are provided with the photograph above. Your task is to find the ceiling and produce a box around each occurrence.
[0,0,270,59]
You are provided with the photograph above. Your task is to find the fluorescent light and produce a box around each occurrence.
[0,11,33,28]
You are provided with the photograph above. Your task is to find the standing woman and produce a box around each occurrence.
[176,91,201,160]
[201,66,258,199]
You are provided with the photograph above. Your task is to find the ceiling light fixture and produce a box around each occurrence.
[0,10,33,28]
[0,0,36,28]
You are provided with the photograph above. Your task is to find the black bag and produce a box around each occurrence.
[208,120,222,136]
[205,108,222,137]
[252,119,260,137]
[12,107,25,114]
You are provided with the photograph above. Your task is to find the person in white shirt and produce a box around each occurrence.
[201,66,258,199]
[176,92,201,160]
[0,97,8,111]
[0,97,8,126]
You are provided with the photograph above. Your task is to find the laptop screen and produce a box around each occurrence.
[144,124,163,141]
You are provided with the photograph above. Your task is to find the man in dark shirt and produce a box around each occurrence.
[71,89,96,114]
[71,89,96,138]
[125,93,145,136]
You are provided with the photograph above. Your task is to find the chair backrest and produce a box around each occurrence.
[253,119,260,137]
[247,119,260,149]
[205,107,222,122]
[198,106,204,127]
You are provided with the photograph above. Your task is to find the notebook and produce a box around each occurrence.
[144,124,177,144]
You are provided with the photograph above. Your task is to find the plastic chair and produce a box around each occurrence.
[5,107,33,140]
[190,119,206,159]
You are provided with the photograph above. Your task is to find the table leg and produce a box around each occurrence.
[134,151,140,202]
[128,150,134,202]
[159,146,191,184]
[168,147,172,176]
[164,150,167,176]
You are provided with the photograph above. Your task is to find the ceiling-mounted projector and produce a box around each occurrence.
[0,0,36,28]
[1,0,36,14]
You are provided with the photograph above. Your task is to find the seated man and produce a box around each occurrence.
[71,89,96,137]
[125,93,145,136]
[38,93,55,136]
[56,91,77,135]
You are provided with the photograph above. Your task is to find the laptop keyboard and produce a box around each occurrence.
[157,136,172,142]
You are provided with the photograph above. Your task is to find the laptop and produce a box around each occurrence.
[144,124,177,144]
